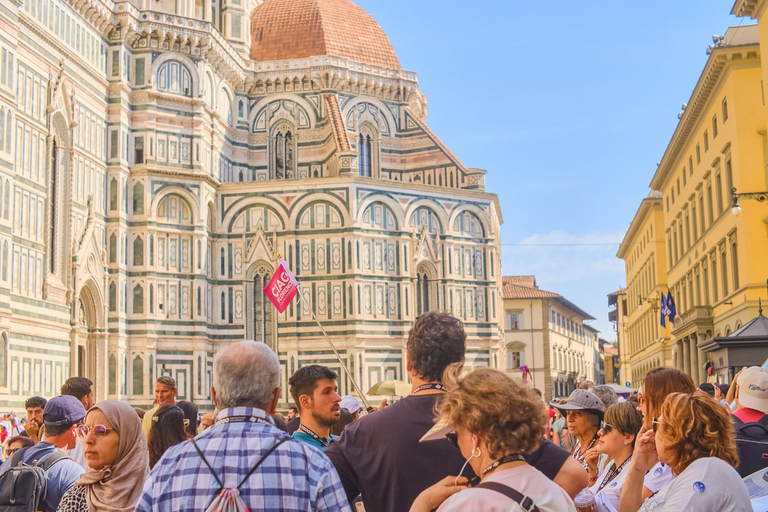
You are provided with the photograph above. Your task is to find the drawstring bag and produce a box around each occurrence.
[191,437,288,512]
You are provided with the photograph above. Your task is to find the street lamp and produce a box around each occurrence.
[731,187,768,216]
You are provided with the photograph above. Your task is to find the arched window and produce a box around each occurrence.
[149,284,154,313]
[217,88,232,124]
[133,182,144,214]
[416,265,431,316]
[506,343,525,370]
[220,292,226,320]
[133,237,144,266]
[251,268,274,349]
[0,332,7,387]
[4,112,10,153]
[157,61,192,97]
[3,180,8,219]
[108,354,116,395]
[220,248,225,276]
[133,284,144,314]
[109,282,117,312]
[109,178,117,211]
[109,234,117,263]
[0,108,5,151]
[1,241,6,281]
[358,133,371,177]
[132,356,143,395]
[271,123,295,179]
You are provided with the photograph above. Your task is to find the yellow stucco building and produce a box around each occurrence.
[619,14,768,385]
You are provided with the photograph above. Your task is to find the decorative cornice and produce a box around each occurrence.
[649,38,760,191]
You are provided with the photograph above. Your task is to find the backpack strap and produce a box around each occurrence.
[190,438,224,491]
[236,437,288,490]
[190,437,288,494]
[36,450,72,471]
[475,481,541,512]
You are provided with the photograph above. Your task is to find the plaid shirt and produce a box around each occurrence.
[137,407,350,512]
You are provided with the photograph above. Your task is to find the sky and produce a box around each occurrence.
[355,0,746,340]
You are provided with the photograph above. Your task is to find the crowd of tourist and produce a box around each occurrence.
[0,310,763,511]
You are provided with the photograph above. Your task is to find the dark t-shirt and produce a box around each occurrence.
[324,394,571,512]
[286,416,300,434]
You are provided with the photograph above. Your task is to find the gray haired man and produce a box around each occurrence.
[138,341,350,511]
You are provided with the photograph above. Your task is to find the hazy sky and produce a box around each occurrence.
[356,1,744,339]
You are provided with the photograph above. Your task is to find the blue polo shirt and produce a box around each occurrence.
[0,441,85,512]
[292,430,338,451]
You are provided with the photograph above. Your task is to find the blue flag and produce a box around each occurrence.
[667,289,677,323]
[660,292,668,328]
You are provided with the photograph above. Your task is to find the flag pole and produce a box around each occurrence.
[294,284,371,410]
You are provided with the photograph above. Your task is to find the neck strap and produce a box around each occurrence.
[481,453,526,475]
[412,383,448,394]
[216,414,272,426]
[298,424,331,447]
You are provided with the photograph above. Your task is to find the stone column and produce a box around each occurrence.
[690,336,699,384]
[676,341,684,370]
[683,337,691,376]
[696,333,707,383]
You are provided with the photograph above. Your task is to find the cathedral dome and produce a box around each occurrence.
[250,0,401,69]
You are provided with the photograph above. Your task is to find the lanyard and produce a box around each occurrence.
[216,414,272,426]
[298,424,332,447]
[572,434,599,468]
[412,383,448,394]
[481,453,526,475]
[597,456,631,492]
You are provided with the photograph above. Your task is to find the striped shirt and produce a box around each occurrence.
[137,407,350,512]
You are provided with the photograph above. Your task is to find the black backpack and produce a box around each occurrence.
[0,447,71,512]
[734,414,768,478]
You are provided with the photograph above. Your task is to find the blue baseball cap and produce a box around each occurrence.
[43,395,86,427]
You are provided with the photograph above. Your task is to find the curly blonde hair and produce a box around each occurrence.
[437,364,544,459]
[659,390,739,475]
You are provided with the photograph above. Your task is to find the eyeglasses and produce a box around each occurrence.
[445,432,460,451]
[81,425,115,437]
[652,417,663,433]
[600,421,616,434]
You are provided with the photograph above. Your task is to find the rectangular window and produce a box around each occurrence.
[731,240,739,290]
[691,202,698,240]
[721,246,729,297]
[696,144,701,164]
[111,50,119,77]
[704,131,709,151]
[505,310,524,331]
[711,255,719,302]
[707,183,714,225]
[134,136,144,164]
[712,116,718,138]
[699,194,706,232]
[110,130,118,159]
[135,59,145,85]
[725,159,733,204]
[231,16,241,38]
[715,172,723,215]
[722,98,728,122]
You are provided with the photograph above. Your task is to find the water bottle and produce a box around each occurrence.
[573,489,597,512]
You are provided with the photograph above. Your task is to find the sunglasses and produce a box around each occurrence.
[445,432,460,450]
[600,421,615,434]
[652,417,663,433]
[81,425,115,437]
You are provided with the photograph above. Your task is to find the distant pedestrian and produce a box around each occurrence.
[592,385,619,408]
[137,340,349,511]
[177,401,199,438]
[61,377,95,469]
[698,382,715,397]
[25,395,47,444]
[142,377,177,437]
[147,404,187,469]
[57,400,149,512]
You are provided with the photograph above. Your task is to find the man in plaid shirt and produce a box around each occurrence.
[137,341,350,512]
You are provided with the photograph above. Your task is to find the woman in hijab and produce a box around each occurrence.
[56,400,149,512]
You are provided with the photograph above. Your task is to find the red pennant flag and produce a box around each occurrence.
[263,258,299,313]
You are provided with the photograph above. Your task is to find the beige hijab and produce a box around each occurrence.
[77,400,150,512]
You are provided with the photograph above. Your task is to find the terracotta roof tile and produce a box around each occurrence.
[250,0,400,69]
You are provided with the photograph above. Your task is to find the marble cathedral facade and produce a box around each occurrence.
[0,0,504,409]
